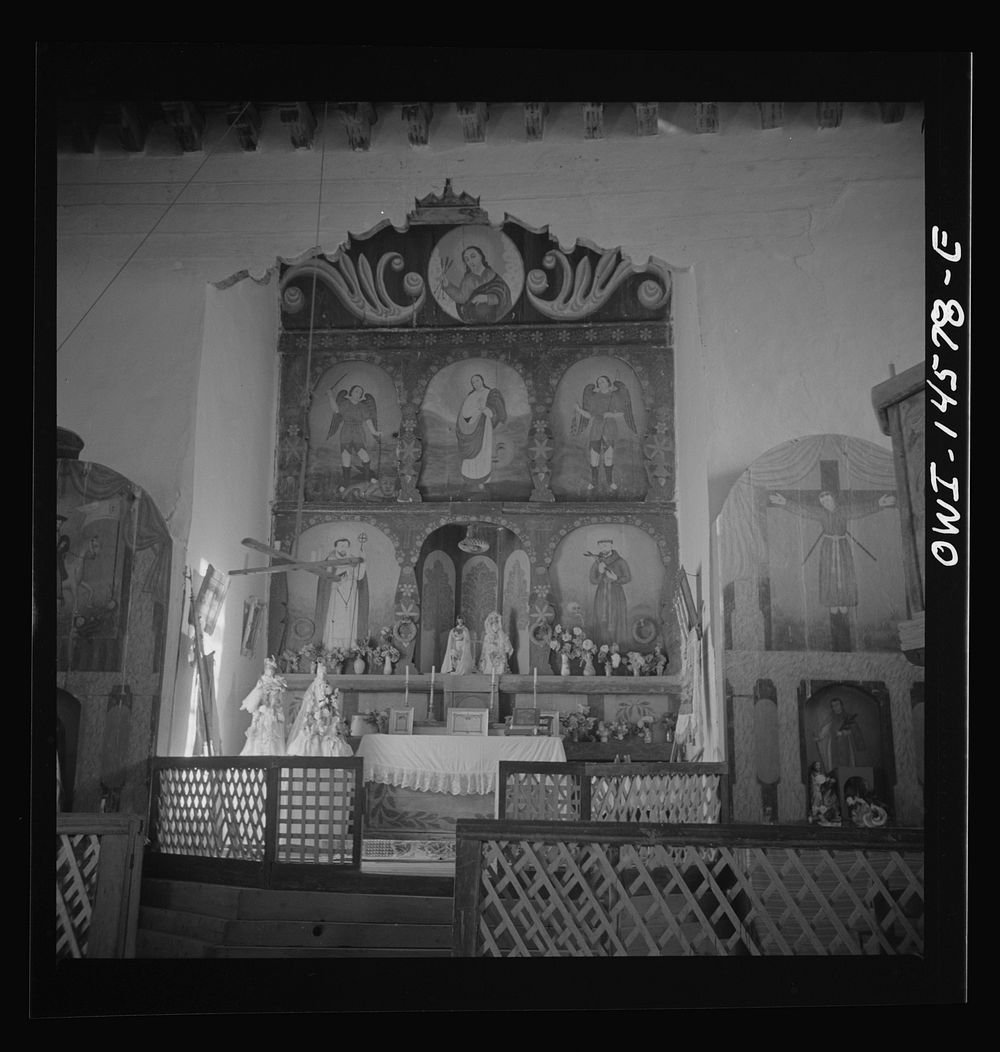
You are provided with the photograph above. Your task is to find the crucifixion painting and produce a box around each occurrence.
[767,461,896,651]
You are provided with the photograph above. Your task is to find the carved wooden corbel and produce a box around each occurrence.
[524,102,548,141]
[456,102,489,143]
[694,102,719,134]
[756,102,783,130]
[401,102,433,146]
[817,102,844,129]
[583,102,604,139]
[118,103,147,152]
[279,101,317,149]
[227,102,261,151]
[338,102,377,151]
[161,101,205,152]
[633,102,659,136]
[879,102,906,124]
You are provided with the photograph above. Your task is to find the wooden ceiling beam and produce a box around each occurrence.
[879,102,906,123]
[278,101,317,149]
[118,102,147,152]
[756,102,784,129]
[817,102,844,129]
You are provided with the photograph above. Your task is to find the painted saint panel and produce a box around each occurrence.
[502,549,531,675]
[550,356,647,501]
[428,225,524,325]
[801,685,884,775]
[418,358,531,501]
[717,434,906,653]
[305,362,400,503]
[420,551,456,673]
[460,555,498,659]
[282,521,400,652]
[549,525,666,653]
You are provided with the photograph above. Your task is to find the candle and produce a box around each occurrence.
[404,666,410,705]
[430,666,436,721]
[533,667,538,705]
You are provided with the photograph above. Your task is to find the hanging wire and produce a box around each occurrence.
[291,101,331,558]
[56,102,253,355]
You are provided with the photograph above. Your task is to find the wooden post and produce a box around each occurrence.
[453,825,484,956]
[262,762,281,888]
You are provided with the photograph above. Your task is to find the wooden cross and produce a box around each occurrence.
[228,538,361,577]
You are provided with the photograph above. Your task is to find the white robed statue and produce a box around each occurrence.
[441,616,476,675]
[240,656,287,755]
[478,611,513,674]
[285,664,353,757]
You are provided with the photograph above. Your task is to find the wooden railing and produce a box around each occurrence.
[499,762,730,824]
[454,820,924,957]
[147,757,364,888]
[56,813,145,959]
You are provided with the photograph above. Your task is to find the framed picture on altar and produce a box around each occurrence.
[388,707,414,735]
[509,708,540,736]
[538,711,560,737]
[446,708,490,736]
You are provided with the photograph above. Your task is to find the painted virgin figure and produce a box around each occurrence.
[328,384,382,489]
[588,538,632,648]
[572,375,637,493]
[814,696,866,771]
[240,656,287,756]
[441,616,476,675]
[438,245,512,324]
[456,374,507,490]
[478,611,513,674]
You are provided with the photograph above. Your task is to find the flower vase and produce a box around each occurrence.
[604,662,612,677]
[560,653,571,677]
[643,728,653,744]
[352,655,366,675]
[583,653,596,676]
[382,654,393,675]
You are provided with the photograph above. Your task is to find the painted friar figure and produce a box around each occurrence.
[285,663,353,757]
[572,375,637,493]
[327,384,382,490]
[240,656,287,756]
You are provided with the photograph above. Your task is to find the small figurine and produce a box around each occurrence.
[609,642,624,675]
[441,616,476,675]
[808,760,830,823]
[479,610,513,674]
[240,656,287,756]
[652,644,669,676]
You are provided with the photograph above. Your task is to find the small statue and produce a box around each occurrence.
[609,642,624,675]
[652,644,669,676]
[240,656,287,756]
[479,610,513,674]
[285,664,353,757]
[808,760,830,823]
[441,616,476,675]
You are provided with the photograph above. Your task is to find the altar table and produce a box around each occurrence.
[355,734,566,797]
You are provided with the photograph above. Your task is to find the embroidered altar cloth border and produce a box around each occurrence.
[355,734,567,796]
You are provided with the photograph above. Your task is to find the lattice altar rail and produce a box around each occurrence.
[56,814,144,959]
[148,757,364,887]
[454,820,924,957]
[499,762,730,824]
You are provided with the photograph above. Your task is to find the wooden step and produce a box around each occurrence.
[138,905,227,944]
[222,919,452,949]
[235,888,454,925]
[135,928,214,958]
[141,878,241,918]
[208,945,452,958]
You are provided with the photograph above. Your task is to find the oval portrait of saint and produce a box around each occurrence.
[428,226,524,324]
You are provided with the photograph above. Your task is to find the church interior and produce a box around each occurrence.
[40,47,968,1007]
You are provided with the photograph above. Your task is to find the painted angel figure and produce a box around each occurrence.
[285,663,353,757]
[240,656,288,756]
[572,375,637,493]
[456,374,507,490]
[478,610,513,674]
[328,384,382,489]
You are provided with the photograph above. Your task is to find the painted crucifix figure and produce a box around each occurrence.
[767,460,896,652]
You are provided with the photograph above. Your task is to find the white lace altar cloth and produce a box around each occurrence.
[355,734,566,796]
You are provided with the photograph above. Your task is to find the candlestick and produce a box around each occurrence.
[404,665,409,705]
[533,667,538,706]
[430,666,436,722]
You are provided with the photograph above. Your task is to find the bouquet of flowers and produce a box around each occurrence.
[559,702,597,740]
[307,684,342,736]
[548,625,589,660]
[278,648,300,675]
[363,708,389,733]
[637,713,655,742]
[297,642,321,672]
[661,710,678,741]
[597,643,625,674]
[626,651,646,676]
[322,645,350,670]
[373,627,401,668]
